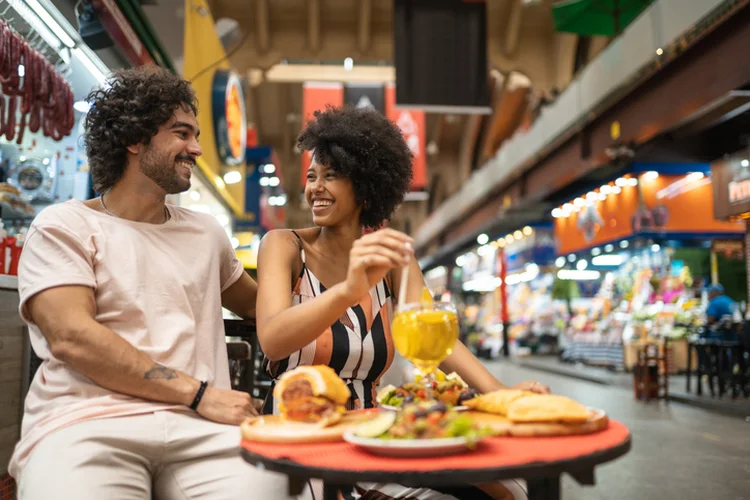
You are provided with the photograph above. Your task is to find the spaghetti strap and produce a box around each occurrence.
[290,230,306,264]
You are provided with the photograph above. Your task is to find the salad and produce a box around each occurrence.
[356,401,492,446]
[377,373,479,408]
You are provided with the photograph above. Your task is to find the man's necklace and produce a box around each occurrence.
[99,191,170,222]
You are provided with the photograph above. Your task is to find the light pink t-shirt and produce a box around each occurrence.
[9,199,243,479]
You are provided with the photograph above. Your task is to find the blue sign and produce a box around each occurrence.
[212,70,247,165]
[241,162,261,228]
[506,244,556,273]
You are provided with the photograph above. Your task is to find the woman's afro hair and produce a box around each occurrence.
[297,106,414,229]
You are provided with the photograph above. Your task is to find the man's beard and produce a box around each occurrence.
[140,144,191,194]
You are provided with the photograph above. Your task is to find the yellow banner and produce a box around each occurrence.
[183,0,245,216]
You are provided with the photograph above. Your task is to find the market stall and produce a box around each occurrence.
[552,164,745,371]
[0,3,109,265]
[453,225,563,358]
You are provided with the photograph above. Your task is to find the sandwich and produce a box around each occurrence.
[274,365,350,426]
[506,394,591,424]
[463,389,533,416]
[464,390,591,424]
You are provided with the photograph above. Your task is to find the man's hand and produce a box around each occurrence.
[195,386,259,425]
[512,381,550,394]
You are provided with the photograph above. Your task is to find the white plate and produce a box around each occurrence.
[378,404,468,412]
[343,432,477,458]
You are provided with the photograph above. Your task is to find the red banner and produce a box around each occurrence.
[301,82,344,185]
[496,249,509,323]
[260,195,286,230]
[301,83,426,191]
[385,84,427,190]
[246,126,258,148]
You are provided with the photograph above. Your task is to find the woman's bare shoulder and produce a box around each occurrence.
[259,229,300,254]
[289,227,320,244]
[259,228,320,259]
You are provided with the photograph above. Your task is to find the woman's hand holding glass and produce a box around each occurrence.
[343,228,413,304]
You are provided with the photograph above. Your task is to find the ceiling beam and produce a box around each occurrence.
[480,72,531,163]
[358,0,372,54]
[665,90,750,138]
[504,0,523,58]
[255,0,270,54]
[308,0,321,54]
[261,64,395,83]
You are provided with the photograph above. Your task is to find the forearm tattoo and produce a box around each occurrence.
[144,363,178,380]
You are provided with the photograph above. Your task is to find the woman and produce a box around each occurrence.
[256,106,547,500]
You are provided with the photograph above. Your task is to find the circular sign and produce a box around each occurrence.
[18,167,44,190]
[9,157,54,202]
[212,70,247,165]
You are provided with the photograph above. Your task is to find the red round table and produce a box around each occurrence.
[241,419,631,500]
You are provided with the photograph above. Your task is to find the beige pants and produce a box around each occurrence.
[18,410,313,500]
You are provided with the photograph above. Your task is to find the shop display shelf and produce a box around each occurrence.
[0,202,35,221]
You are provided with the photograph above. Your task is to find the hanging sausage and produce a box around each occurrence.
[0,19,75,143]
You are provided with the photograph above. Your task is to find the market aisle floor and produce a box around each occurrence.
[483,360,750,500]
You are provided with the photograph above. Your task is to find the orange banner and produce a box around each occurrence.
[301,82,344,185]
[555,174,744,255]
[385,84,427,190]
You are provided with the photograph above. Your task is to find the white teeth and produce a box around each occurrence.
[177,161,193,168]
[314,200,333,207]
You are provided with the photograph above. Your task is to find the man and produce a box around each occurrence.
[705,284,737,325]
[11,68,308,499]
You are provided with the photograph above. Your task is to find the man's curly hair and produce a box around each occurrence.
[297,106,413,229]
[84,67,198,193]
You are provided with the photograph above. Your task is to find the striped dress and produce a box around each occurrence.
[263,230,395,413]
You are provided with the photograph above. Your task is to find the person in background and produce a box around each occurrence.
[256,106,548,500]
[692,276,706,300]
[705,284,737,325]
[11,67,308,500]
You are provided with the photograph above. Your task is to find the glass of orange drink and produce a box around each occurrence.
[391,293,458,400]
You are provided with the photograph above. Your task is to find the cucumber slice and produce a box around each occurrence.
[353,411,398,438]
[376,384,397,403]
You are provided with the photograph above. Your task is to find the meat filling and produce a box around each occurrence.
[281,379,340,422]
[284,399,339,422]
[281,378,314,403]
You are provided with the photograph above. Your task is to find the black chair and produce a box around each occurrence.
[633,339,669,402]
[224,319,272,400]
[687,320,743,398]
